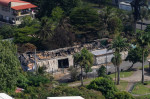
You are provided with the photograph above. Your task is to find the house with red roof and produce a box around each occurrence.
[0,0,37,25]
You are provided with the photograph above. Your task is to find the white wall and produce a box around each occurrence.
[94,51,128,65]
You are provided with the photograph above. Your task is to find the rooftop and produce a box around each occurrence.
[0,0,37,10]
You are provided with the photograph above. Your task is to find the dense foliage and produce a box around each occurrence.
[49,86,105,99]
[114,91,135,99]
[125,47,148,69]
[0,41,24,91]
[87,77,118,98]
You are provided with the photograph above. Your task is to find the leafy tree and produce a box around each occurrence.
[136,31,150,83]
[87,77,118,99]
[0,41,24,91]
[114,91,135,99]
[97,65,106,77]
[98,7,116,38]
[19,16,39,28]
[111,36,128,85]
[51,7,64,22]
[108,16,123,34]
[74,48,93,86]
[70,7,99,34]
[0,25,16,39]
[125,47,148,70]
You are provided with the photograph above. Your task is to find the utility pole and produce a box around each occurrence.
[34,49,37,73]
[106,49,108,75]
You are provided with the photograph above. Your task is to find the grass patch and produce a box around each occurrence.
[139,65,149,70]
[135,94,150,99]
[109,70,134,78]
[132,81,150,95]
[116,80,128,91]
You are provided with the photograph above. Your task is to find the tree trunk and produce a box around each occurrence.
[142,50,144,84]
[115,0,118,6]
[133,20,137,34]
[81,66,83,86]
[99,0,101,7]
[141,20,143,30]
[128,63,134,70]
[115,66,117,85]
[117,66,120,85]
[86,72,88,78]
[149,62,150,72]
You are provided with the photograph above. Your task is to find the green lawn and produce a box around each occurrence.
[109,70,134,78]
[132,82,150,95]
[116,80,128,91]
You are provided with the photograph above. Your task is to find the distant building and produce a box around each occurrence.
[47,96,84,99]
[91,49,128,65]
[0,0,37,25]
[119,1,132,11]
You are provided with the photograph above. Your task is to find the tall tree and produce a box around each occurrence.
[0,41,23,91]
[136,31,150,83]
[111,52,122,85]
[99,7,116,37]
[74,48,93,86]
[111,36,128,85]
[130,0,148,34]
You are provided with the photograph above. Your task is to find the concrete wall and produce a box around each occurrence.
[94,51,128,65]
[36,55,73,73]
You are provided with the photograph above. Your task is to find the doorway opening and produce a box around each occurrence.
[58,58,69,68]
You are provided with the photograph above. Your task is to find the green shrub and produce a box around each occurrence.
[27,75,50,87]
[68,66,79,81]
[98,65,106,77]
[114,91,135,99]
[17,74,29,88]
[87,77,117,98]
[49,86,105,99]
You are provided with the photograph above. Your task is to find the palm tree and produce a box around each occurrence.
[111,52,122,85]
[136,31,150,83]
[36,17,54,40]
[74,48,93,86]
[111,36,128,85]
